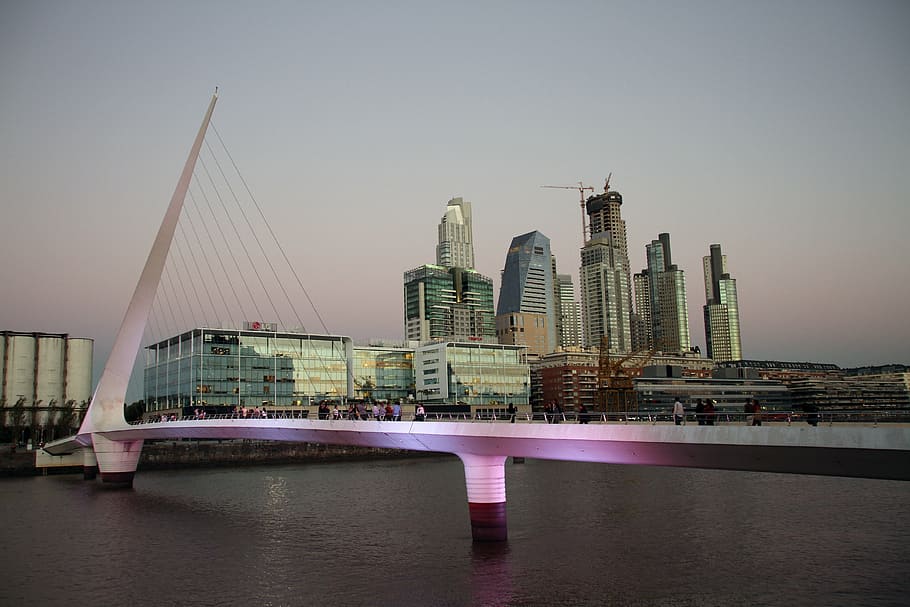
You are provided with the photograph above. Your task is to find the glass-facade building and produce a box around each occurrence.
[495,230,556,356]
[403,264,495,343]
[144,328,352,415]
[634,233,691,353]
[703,244,742,362]
[414,342,529,411]
[351,345,414,402]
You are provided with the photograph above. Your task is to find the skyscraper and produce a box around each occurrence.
[404,264,495,343]
[703,243,742,362]
[580,188,633,353]
[436,197,475,270]
[555,273,582,349]
[405,197,495,343]
[495,231,556,356]
[633,233,690,352]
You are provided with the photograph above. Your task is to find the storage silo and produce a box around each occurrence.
[4,332,36,405]
[65,337,94,406]
[36,334,67,426]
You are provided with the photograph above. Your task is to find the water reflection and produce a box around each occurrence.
[470,542,515,607]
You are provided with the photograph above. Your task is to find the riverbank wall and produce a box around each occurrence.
[2,440,438,477]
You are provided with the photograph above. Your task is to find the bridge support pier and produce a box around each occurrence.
[92,434,144,487]
[457,453,508,542]
[82,447,98,480]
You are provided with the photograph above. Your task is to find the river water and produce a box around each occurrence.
[2,456,908,606]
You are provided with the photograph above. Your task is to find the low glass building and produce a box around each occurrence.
[144,328,352,416]
[352,345,414,403]
[414,342,529,415]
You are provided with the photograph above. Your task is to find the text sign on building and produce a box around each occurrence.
[243,321,278,332]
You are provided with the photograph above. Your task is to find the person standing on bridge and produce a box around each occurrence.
[507,402,516,423]
[392,402,401,421]
[752,399,763,426]
[673,397,685,425]
[704,399,716,426]
[415,403,426,421]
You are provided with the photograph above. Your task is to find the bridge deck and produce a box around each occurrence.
[45,418,910,481]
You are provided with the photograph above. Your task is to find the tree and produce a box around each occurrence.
[54,399,78,439]
[10,397,27,444]
[124,400,145,423]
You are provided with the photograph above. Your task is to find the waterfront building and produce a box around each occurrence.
[535,349,598,411]
[144,327,352,416]
[555,272,582,349]
[495,231,557,356]
[436,197,475,270]
[352,343,414,403]
[413,341,529,414]
[717,359,842,381]
[634,373,789,414]
[703,243,742,362]
[717,361,910,413]
[634,233,691,352]
[0,330,93,442]
[403,264,496,343]
[532,348,715,410]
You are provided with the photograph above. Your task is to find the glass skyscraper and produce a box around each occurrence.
[495,231,556,356]
[703,243,742,362]
[403,265,495,343]
[633,233,690,352]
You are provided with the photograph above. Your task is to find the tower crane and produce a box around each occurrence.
[597,336,657,416]
[541,181,594,245]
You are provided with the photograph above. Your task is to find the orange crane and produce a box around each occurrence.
[597,336,657,415]
[541,181,594,245]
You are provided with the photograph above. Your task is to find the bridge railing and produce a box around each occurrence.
[130,409,910,426]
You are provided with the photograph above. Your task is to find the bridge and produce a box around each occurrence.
[42,92,910,542]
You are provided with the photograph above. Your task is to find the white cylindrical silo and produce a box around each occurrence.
[36,335,66,406]
[65,337,94,406]
[6,334,36,405]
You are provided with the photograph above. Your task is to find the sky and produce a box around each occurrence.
[2,0,909,398]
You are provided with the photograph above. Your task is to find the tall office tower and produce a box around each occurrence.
[495,231,556,356]
[555,273,582,348]
[404,264,495,343]
[702,243,742,362]
[580,189,633,353]
[436,197,475,269]
[631,272,652,351]
[634,233,691,352]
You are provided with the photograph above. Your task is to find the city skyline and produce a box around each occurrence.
[1,1,908,388]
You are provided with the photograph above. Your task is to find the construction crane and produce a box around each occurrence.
[541,181,594,245]
[597,336,657,416]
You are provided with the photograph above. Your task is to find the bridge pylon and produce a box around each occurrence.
[457,453,508,541]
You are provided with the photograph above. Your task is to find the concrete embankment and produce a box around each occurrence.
[138,439,437,470]
[2,440,440,477]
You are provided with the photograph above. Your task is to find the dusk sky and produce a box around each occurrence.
[2,1,908,396]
